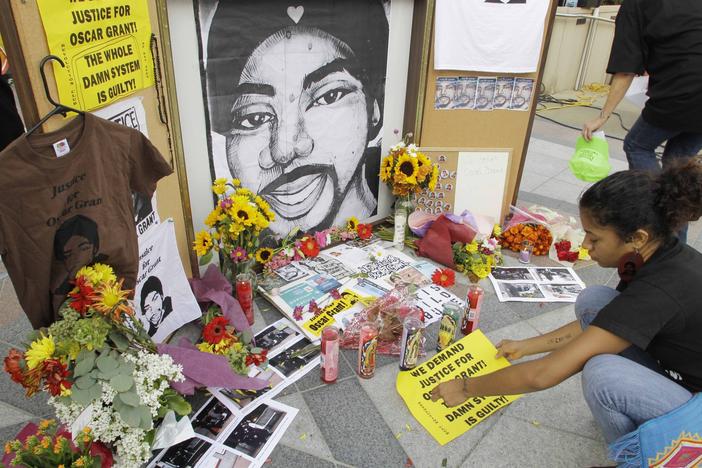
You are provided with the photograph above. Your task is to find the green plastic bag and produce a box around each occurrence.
[569,131,611,182]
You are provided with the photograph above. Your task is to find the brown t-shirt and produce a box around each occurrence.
[0,113,173,328]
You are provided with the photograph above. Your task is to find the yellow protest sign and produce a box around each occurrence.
[303,291,362,337]
[396,330,521,445]
[36,0,154,111]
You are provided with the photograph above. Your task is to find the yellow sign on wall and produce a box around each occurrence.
[396,330,521,445]
[36,0,154,111]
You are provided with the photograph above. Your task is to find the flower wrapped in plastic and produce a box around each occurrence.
[500,205,554,256]
[339,287,426,355]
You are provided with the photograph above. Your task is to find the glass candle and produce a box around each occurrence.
[235,272,254,325]
[519,240,534,264]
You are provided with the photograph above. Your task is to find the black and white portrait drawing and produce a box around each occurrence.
[254,320,301,354]
[223,404,285,458]
[156,437,212,468]
[191,397,237,439]
[139,275,173,337]
[498,282,545,299]
[198,0,391,238]
[542,284,583,300]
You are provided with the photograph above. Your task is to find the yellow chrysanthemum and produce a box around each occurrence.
[197,342,215,354]
[465,242,478,253]
[256,248,274,264]
[91,263,116,284]
[347,216,359,231]
[428,165,439,192]
[193,231,213,257]
[75,265,100,286]
[25,335,55,370]
[379,155,394,182]
[232,178,241,187]
[473,263,490,279]
[394,154,419,185]
[92,281,130,315]
[492,224,502,237]
[204,207,222,228]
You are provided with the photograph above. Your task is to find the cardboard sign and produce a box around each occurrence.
[396,330,520,445]
[36,0,154,110]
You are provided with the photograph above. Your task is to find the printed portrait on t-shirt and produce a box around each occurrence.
[51,214,108,309]
[139,275,173,336]
[197,0,390,238]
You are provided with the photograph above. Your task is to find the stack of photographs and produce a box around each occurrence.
[489,267,586,303]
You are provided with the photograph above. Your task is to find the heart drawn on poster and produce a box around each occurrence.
[287,6,304,24]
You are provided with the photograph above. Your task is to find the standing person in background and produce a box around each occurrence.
[0,47,24,151]
[582,0,702,242]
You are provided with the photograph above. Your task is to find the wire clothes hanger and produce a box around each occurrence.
[26,55,85,135]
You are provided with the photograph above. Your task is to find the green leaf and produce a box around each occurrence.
[118,390,140,407]
[199,250,214,266]
[70,388,92,406]
[241,330,253,345]
[250,347,263,354]
[118,405,142,428]
[167,395,192,417]
[118,361,135,376]
[110,374,134,392]
[139,406,153,430]
[96,368,118,380]
[109,332,129,351]
[157,405,169,419]
[87,382,103,401]
[74,375,96,390]
[96,354,119,374]
[73,351,97,378]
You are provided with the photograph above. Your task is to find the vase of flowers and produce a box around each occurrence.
[380,136,439,248]
[193,178,275,282]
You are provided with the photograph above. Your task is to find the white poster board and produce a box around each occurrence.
[454,150,510,222]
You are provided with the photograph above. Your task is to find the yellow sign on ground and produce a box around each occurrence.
[396,330,521,445]
[303,291,363,338]
[36,0,154,111]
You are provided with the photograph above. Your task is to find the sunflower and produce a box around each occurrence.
[379,155,394,182]
[251,212,270,231]
[229,199,256,227]
[394,154,419,185]
[346,216,359,231]
[193,231,213,257]
[254,196,275,222]
[204,207,222,228]
[428,165,439,192]
[236,187,253,197]
[255,248,274,264]
[91,280,131,319]
[228,222,245,237]
[416,152,432,182]
[25,335,55,370]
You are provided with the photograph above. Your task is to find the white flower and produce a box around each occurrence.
[407,143,418,153]
[391,141,406,152]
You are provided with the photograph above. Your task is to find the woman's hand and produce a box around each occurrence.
[495,339,530,361]
[582,114,608,141]
[430,378,469,407]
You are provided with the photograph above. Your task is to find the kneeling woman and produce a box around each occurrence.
[432,159,702,444]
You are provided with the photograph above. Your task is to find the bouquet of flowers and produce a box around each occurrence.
[262,217,373,274]
[379,139,439,197]
[500,223,553,256]
[453,227,504,280]
[2,264,190,468]
[193,178,275,278]
[196,305,268,375]
[2,419,112,468]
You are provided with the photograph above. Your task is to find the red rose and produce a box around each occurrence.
[554,240,572,253]
[357,224,373,240]
[203,317,230,344]
[299,236,320,258]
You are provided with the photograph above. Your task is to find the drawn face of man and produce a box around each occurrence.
[226,29,375,237]
[61,235,96,276]
[143,291,165,326]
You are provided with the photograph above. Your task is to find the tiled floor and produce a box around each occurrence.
[2,103,701,466]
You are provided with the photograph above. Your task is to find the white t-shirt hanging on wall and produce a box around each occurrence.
[435,0,551,73]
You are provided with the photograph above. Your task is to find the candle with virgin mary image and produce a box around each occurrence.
[201,0,390,238]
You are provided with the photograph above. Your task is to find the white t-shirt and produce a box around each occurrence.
[435,0,551,73]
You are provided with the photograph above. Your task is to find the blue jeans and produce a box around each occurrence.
[623,116,702,243]
[575,286,693,444]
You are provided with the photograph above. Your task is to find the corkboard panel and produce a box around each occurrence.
[4,0,192,273]
[415,0,558,223]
